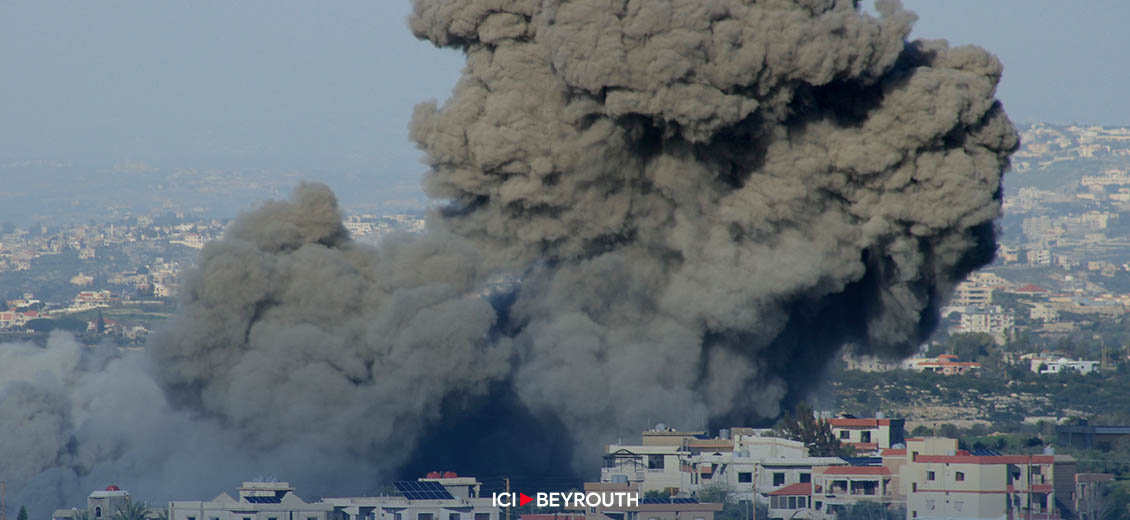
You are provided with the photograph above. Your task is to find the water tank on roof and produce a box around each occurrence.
[655,423,667,431]
[719,429,731,440]
[106,485,120,491]
[443,471,458,478]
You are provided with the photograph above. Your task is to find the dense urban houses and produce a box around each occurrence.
[567,483,722,520]
[600,422,1099,520]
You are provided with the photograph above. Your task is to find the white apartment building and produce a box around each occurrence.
[602,428,848,503]
[956,305,1014,345]
[1029,357,1101,375]
[168,482,333,520]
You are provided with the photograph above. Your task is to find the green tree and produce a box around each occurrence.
[115,501,150,520]
[773,404,853,457]
[1101,481,1130,520]
[946,332,997,362]
[642,490,669,500]
[18,506,28,520]
[96,310,106,333]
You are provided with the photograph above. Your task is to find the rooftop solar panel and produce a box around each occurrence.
[639,498,699,505]
[394,481,454,500]
[842,457,883,466]
[244,496,283,504]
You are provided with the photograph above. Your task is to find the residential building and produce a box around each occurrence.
[955,305,1014,345]
[602,428,848,502]
[811,465,896,516]
[1029,357,1100,375]
[893,438,1075,520]
[53,486,160,520]
[169,482,333,520]
[1074,473,1115,520]
[827,417,905,452]
[325,477,496,520]
[570,482,722,520]
[903,355,981,376]
[951,282,993,307]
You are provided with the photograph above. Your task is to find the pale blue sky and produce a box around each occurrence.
[2,1,1128,177]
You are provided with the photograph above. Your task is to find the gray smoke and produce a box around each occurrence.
[0,0,1017,515]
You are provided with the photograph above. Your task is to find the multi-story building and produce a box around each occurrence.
[895,438,1076,520]
[601,428,848,502]
[167,479,497,520]
[325,478,496,520]
[168,482,334,520]
[826,417,905,453]
[955,306,1014,345]
[570,482,722,520]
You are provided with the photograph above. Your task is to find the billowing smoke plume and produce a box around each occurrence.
[407,0,1015,441]
[0,0,1017,515]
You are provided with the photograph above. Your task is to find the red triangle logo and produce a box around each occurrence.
[519,493,533,507]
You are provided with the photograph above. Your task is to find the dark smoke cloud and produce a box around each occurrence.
[0,0,1016,515]
[408,0,1016,450]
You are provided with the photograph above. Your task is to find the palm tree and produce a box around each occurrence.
[114,501,150,520]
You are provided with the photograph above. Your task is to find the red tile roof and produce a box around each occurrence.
[881,449,907,456]
[768,483,812,496]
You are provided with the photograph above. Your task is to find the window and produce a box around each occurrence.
[912,483,917,492]
[815,501,822,510]
[268,517,278,520]
[648,454,665,470]
[955,471,965,482]
[418,514,434,520]
[1032,466,1042,475]
[474,514,490,520]
[797,497,806,509]
[450,514,460,520]
[770,497,779,509]
[395,513,403,520]
[773,473,785,486]
[839,431,850,440]
[927,471,936,481]
[787,497,797,509]
[187,517,195,520]
[738,472,752,483]
[912,512,917,519]
[861,431,872,443]
[799,473,811,483]
[95,508,102,519]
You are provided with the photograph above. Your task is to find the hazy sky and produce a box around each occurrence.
[2,0,1129,177]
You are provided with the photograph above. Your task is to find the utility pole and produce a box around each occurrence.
[505,477,511,520]
[751,465,758,520]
